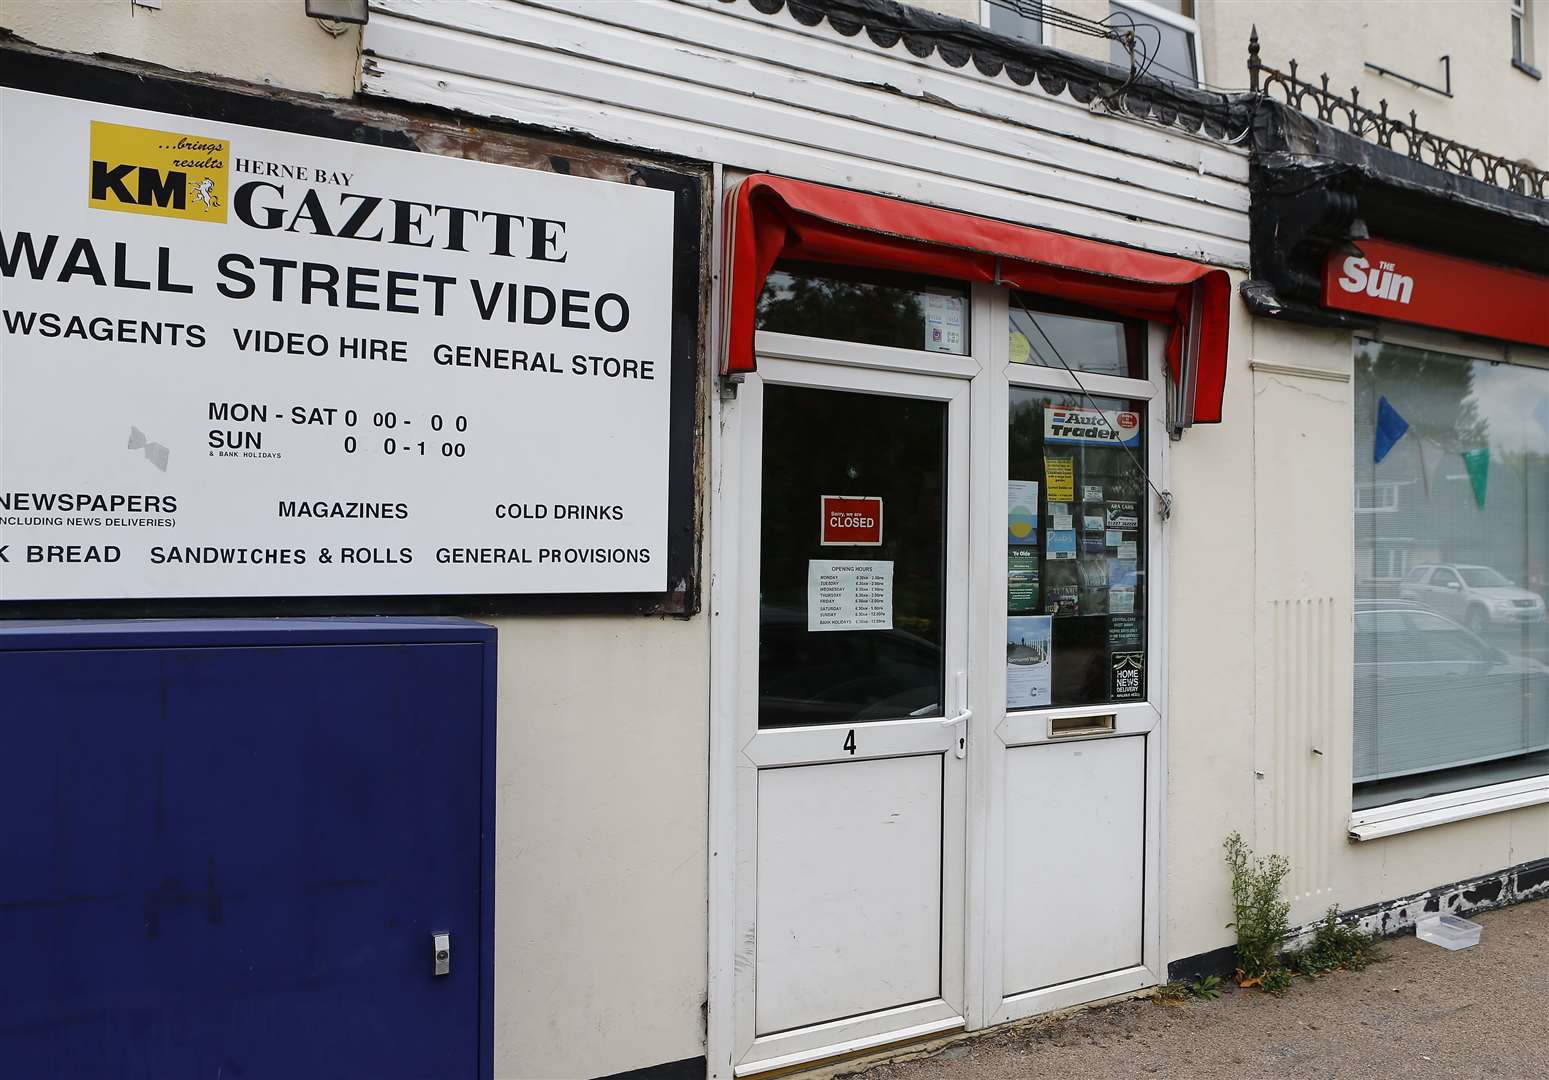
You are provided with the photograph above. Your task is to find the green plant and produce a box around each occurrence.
[1151,980,1190,1005]
[1189,974,1223,1000]
[1223,832,1292,993]
[1289,908,1383,977]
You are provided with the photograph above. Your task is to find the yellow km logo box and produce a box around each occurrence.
[88,120,230,223]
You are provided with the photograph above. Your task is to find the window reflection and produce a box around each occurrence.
[757,261,969,355]
[1353,339,1549,808]
[1009,297,1144,379]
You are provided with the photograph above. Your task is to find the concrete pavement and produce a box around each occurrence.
[844,899,1548,1080]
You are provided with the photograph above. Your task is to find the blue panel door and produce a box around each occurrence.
[0,640,486,1079]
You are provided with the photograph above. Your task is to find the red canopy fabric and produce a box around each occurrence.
[721,174,1231,423]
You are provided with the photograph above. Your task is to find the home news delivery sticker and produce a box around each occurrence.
[820,496,883,546]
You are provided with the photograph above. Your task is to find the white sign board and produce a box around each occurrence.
[807,560,894,632]
[0,89,677,599]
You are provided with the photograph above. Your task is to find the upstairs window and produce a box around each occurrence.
[1108,0,1202,87]
[1513,0,1540,73]
[984,0,1044,45]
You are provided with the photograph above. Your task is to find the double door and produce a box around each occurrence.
[718,315,1164,1075]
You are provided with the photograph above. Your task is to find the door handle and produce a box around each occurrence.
[941,707,971,759]
[432,932,450,976]
[942,671,970,758]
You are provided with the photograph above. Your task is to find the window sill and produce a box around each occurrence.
[1348,775,1549,841]
[1512,59,1543,80]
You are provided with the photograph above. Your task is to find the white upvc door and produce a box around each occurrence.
[972,308,1169,1027]
[723,338,979,1076]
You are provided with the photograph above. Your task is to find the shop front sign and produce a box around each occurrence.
[0,89,678,600]
[1322,238,1549,348]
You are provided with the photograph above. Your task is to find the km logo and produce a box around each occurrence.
[88,120,229,223]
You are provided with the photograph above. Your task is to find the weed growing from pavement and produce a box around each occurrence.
[1223,836,1383,995]
[1289,908,1383,977]
[1151,975,1223,1005]
[1224,832,1292,993]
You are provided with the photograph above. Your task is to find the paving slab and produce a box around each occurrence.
[846,899,1548,1080]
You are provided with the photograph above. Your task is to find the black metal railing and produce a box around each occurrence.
[1248,27,1547,199]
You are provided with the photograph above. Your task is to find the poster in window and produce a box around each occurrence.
[1046,584,1079,616]
[1109,615,1143,650]
[1044,456,1075,502]
[1106,500,1139,529]
[1006,615,1053,708]
[1046,529,1077,560]
[1111,652,1145,701]
[1007,548,1040,614]
[1007,480,1039,545]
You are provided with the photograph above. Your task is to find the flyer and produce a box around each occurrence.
[1082,514,1105,533]
[1106,530,1125,547]
[806,560,894,631]
[1118,541,1138,561]
[1046,529,1077,560]
[1007,480,1040,545]
[1108,559,1138,588]
[1046,584,1079,616]
[923,292,965,354]
[1110,586,1135,614]
[1006,615,1053,709]
[1044,456,1075,502]
[1050,513,1075,532]
[1048,502,1070,516]
[1111,652,1145,701]
[1007,548,1041,614]
[1109,614,1143,650]
[1106,500,1139,529]
[1082,484,1105,503]
[1081,533,1106,553]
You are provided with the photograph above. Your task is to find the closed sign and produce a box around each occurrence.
[820,496,883,546]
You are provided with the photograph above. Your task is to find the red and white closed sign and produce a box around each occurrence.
[820,495,884,546]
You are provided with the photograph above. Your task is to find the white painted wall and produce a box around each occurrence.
[0,0,361,98]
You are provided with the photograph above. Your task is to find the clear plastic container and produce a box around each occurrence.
[1415,913,1482,950]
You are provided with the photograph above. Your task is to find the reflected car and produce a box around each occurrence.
[1398,563,1546,634]
[758,606,941,727]
[1353,606,1549,784]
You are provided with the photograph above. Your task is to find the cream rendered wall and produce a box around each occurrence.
[1160,280,1259,961]
[491,615,709,1079]
[1,6,714,1077]
[0,0,361,98]
[1200,0,1549,168]
[924,1,1549,168]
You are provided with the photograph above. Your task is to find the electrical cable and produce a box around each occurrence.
[1009,292,1173,519]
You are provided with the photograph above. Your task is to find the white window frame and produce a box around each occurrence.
[1355,481,1400,513]
[1107,0,1206,88]
[1511,0,1534,68]
[980,1,1043,46]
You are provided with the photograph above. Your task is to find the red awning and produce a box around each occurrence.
[721,174,1232,424]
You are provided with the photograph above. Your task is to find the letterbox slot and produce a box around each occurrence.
[1048,714,1116,738]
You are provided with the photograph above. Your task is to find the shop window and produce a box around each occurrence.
[757,261,970,355]
[1007,387,1148,709]
[1353,339,1549,810]
[1010,295,1145,379]
[984,0,1043,45]
[1108,1,1201,87]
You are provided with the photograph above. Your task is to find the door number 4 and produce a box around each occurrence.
[842,729,856,755]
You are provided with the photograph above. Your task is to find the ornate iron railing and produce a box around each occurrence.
[1248,27,1547,199]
